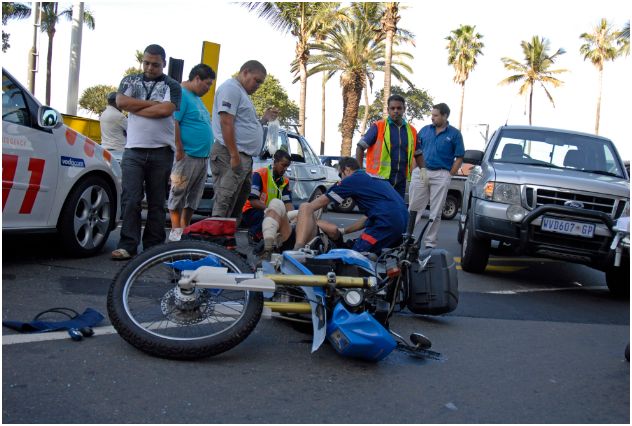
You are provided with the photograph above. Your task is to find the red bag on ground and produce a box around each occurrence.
[182,218,237,249]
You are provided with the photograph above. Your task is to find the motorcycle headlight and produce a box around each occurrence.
[343,289,364,307]
[484,182,521,205]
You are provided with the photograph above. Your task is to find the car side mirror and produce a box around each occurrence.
[37,106,63,129]
[463,149,484,165]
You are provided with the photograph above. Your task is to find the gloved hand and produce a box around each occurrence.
[419,167,429,186]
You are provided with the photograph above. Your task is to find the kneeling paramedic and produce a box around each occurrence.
[260,157,408,257]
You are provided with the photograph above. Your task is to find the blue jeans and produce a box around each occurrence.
[118,147,174,254]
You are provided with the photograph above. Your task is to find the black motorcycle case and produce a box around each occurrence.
[406,248,459,315]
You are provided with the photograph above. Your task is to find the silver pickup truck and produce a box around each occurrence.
[458,125,630,296]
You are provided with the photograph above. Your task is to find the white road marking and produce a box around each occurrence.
[484,285,605,294]
[3,325,119,346]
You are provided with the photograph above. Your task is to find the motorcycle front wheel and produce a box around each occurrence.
[107,241,262,360]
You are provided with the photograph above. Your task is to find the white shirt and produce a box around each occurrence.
[99,105,128,151]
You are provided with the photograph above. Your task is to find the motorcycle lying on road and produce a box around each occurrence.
[107,212,459,362]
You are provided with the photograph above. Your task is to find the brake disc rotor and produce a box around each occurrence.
[160,287,216,325]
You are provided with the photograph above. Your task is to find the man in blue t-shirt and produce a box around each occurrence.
[293,157,408,254]
[167,64,216,242]
[408,103,464,248]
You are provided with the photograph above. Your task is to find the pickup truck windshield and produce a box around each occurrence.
[490,128,625,178]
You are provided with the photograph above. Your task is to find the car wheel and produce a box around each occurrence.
[605,257,630,298]
[441,194,458,220]
[334,197,356,213]
[58,175,115,257]
[460,212,490,273]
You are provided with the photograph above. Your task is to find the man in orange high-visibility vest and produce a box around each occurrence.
[356,94,424,199]
[241,149,293,243]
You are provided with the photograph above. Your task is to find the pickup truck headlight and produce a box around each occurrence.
[484,182,521,205]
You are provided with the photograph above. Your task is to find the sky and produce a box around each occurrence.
[2,0,631,160]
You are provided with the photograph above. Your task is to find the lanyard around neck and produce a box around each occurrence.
[142,78,159,100]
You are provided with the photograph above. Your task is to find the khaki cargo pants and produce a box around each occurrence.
[210,142,253,223]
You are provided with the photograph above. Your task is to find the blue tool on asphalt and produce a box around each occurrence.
[2,307,104,341]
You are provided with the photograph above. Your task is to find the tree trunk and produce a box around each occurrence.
[528,85,533,125]
[381,4,398,119]
[381,30,394,119]
[340,75,363,157]
[298,58,307,136]
[360,77,370,135]
[45,27,55,105]
[595,67,603,135]
[458,82,465,130]
[320,72,326,156]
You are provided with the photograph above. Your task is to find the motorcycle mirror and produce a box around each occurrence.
[410,332,432,350]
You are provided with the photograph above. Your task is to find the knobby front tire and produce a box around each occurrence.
[107,241,263,360]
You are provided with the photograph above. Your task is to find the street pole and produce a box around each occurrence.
[27,2,41,94]
[66,2,84,115]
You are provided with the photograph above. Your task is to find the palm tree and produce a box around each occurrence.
[350,2,415,118]
[2,2,31,52]
[307,18,412,156]
[499,36,567,125]
[446,24,484,130]
[243,2,344,136]
[378,3,416,118]
[380,3,398,118]
[290,10,347,154]
[579,19,620,135]
[617,20,629,56]
[40,3,95,105]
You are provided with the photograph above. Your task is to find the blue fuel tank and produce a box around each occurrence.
[326,302,396,361]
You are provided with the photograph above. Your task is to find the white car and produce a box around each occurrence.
[2,68,122,256]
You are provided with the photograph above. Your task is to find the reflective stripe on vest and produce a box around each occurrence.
[365,120,417,181]
[242,165,289,213]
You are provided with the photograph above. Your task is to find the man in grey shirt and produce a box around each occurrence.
[210,59,278,222]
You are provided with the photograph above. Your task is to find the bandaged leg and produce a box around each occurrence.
[262,216,280,251]
[262,199,288,251]
[287,210,299,223]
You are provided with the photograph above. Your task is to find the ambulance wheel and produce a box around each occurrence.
[58,175,115,257]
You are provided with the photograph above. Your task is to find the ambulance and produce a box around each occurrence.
[2,68,122,256]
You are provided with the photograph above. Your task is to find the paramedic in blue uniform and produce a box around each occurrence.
[293,156,408,254]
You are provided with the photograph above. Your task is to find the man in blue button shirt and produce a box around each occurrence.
[409,103,464,248]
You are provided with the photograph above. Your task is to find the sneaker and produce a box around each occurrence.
[111,248,132,260]
[260,249,273,262]
[247,232,263,246]
[169,228,183,242]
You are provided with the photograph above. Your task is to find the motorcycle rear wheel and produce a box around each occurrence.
[107,241,262,360]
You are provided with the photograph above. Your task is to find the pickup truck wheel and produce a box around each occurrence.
[441,194,458,220]
[605,257,630,298]
[460,214,490,273]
